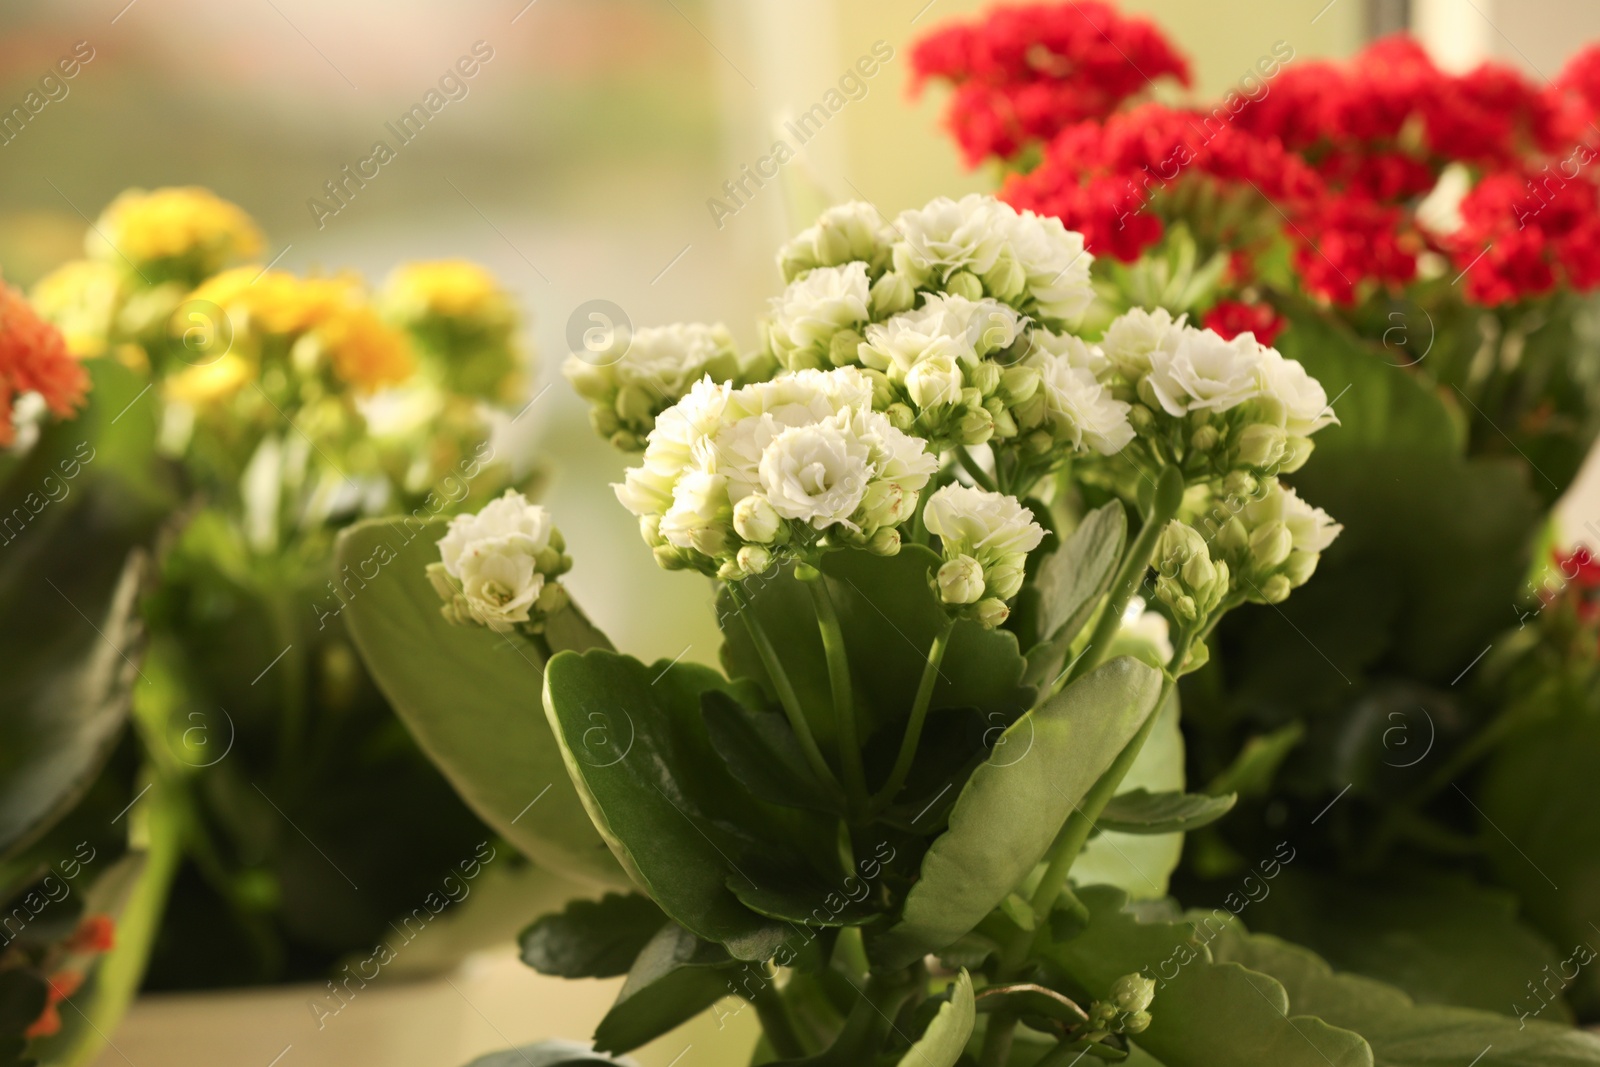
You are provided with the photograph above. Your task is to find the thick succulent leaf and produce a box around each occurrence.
[897,970,974,1067]
[544,649,837,960]
[462,1041,634,1066]
[1023,502,1127,688]
[335,516,625,887]
[1211,923,1600,1066]
[1243,869,1570,1018]
[1099,789,1237,835]
[718,548,1032,757]
[1480,711,1600,1014]
[0,546,144,863]
[1041,885,1373,1067]
[592,923,740,1054]
[871,658,1163,969]
[520,892,667,979]
[702,691,839,814]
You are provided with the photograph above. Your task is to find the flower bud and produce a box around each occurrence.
[944,270,983,300]
[982,254,1027,303]
[1110,973,1156,1014]
[937,555,986,604]
[590,405,621,438]
[867,526,901,556]
[535,581,569,615]
[1000,363,1040,404]
[985,559,1026,600]
[828,328,865,368]
[1234,423,1287,470]
[1278,435,1314,473]
[736,543,772,575]
[717,559,745,581]
[907,355,963,409]
[639,514,663,545]
[862,368,896,408]
[1124,1011,1152,1035]
[1283,549,1319,586]
[1248,521,1293,570]
[1259,573,1291,603]
[957,404,995,445]
[991,406,1018,439]
[1189,425,1220,453]
[653,544,689,570]
[969,359,1001,397]
[1129,403,1156,435]
[1222,470,1258,500]
[870,271,916,317]
[886,402,916,432]
[974,597,1011,628]
[732,494,781,543]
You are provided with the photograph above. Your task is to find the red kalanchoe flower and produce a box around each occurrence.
[1555,545,1600,591]
[0,279,89,447]
[23,972,83,1040]
[66,914,116,954]
[912,1,1190,165]
[1204,299,1286,346]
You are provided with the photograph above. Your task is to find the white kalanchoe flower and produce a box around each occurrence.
[615,367,937,576]
[1100,307,1186,381]
[1256,347,1338,437]
[778,202,894,282]
[1022,332,1135,456]
[1217,482,1342,603]
[563,322,745,450]
[429,490,571,633]
[766,262,872,371]
[923,484,1045,626]
[892,194,1012,285]
[1006,209,1095,327]
[1143,327,1265,417]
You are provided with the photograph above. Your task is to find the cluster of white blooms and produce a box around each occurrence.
[1096,308,1338,482]
[613,368,940,579]
[428,490,572,633]
[922,483,1046,628]
[1213,482,1343,604]
[762,196,1105,454]
[564,322,772,450]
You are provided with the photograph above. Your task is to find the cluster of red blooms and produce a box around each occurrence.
[909,1,1189,165]
[22,915,115,1040]
[914,3,1600,308]
[1203,298,1286,347]
[0,279,87,447]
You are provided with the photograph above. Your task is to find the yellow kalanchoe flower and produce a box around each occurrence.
[383,259,505,320]
[30,259,122,358]
[91,187,264,283]
[315,305,416,392]
[165,352,252,406]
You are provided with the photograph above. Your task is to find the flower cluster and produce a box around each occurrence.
[381,259,526,402]
[564,322,766,451]
[920,4,1600,309]
[765,197,1101,457]
[910,0,1190,165]
[0,279,89,447]
[614,368,939,579]
[429,489,571,632]
[1212,482,1342,604]
[91,186,264,286]
[924,483,1045,626]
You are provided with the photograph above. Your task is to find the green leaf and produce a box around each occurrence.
[462,1040,634,1066]
[1202,723,1304,799]
[871,657,1164,969]
[0,547,143,863]
[1100,790,1237,835]
[718,547,1033,756]
[1211,922,1600,1066]
[897,970,974,1067]
[1480,710,1600,1015]
[335,516,625,888]
[702,691,839,815]
[592,923,740,1055]
[1039,885,1373,1067]
[1024,502,1128,687]
[544,649,837,960]
[519,892,667,979]
[1242,868,1570,1018]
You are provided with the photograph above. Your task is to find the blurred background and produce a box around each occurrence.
[4,0,1599,1063]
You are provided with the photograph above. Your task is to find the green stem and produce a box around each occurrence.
[727,582,845,797]
[979,1010,1018,1067]
[802,571,869,816]
[810,968,921,1066]
[957,447,998,492]
[751,979,808,1060]
[1068,467,1184,685]
[266,588,308,779]
[871,616,954,814]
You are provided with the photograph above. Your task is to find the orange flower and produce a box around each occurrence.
[0,280,89,447]
[318,305,415,392]
[23,971,83,1040]
[66,914,116,954]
